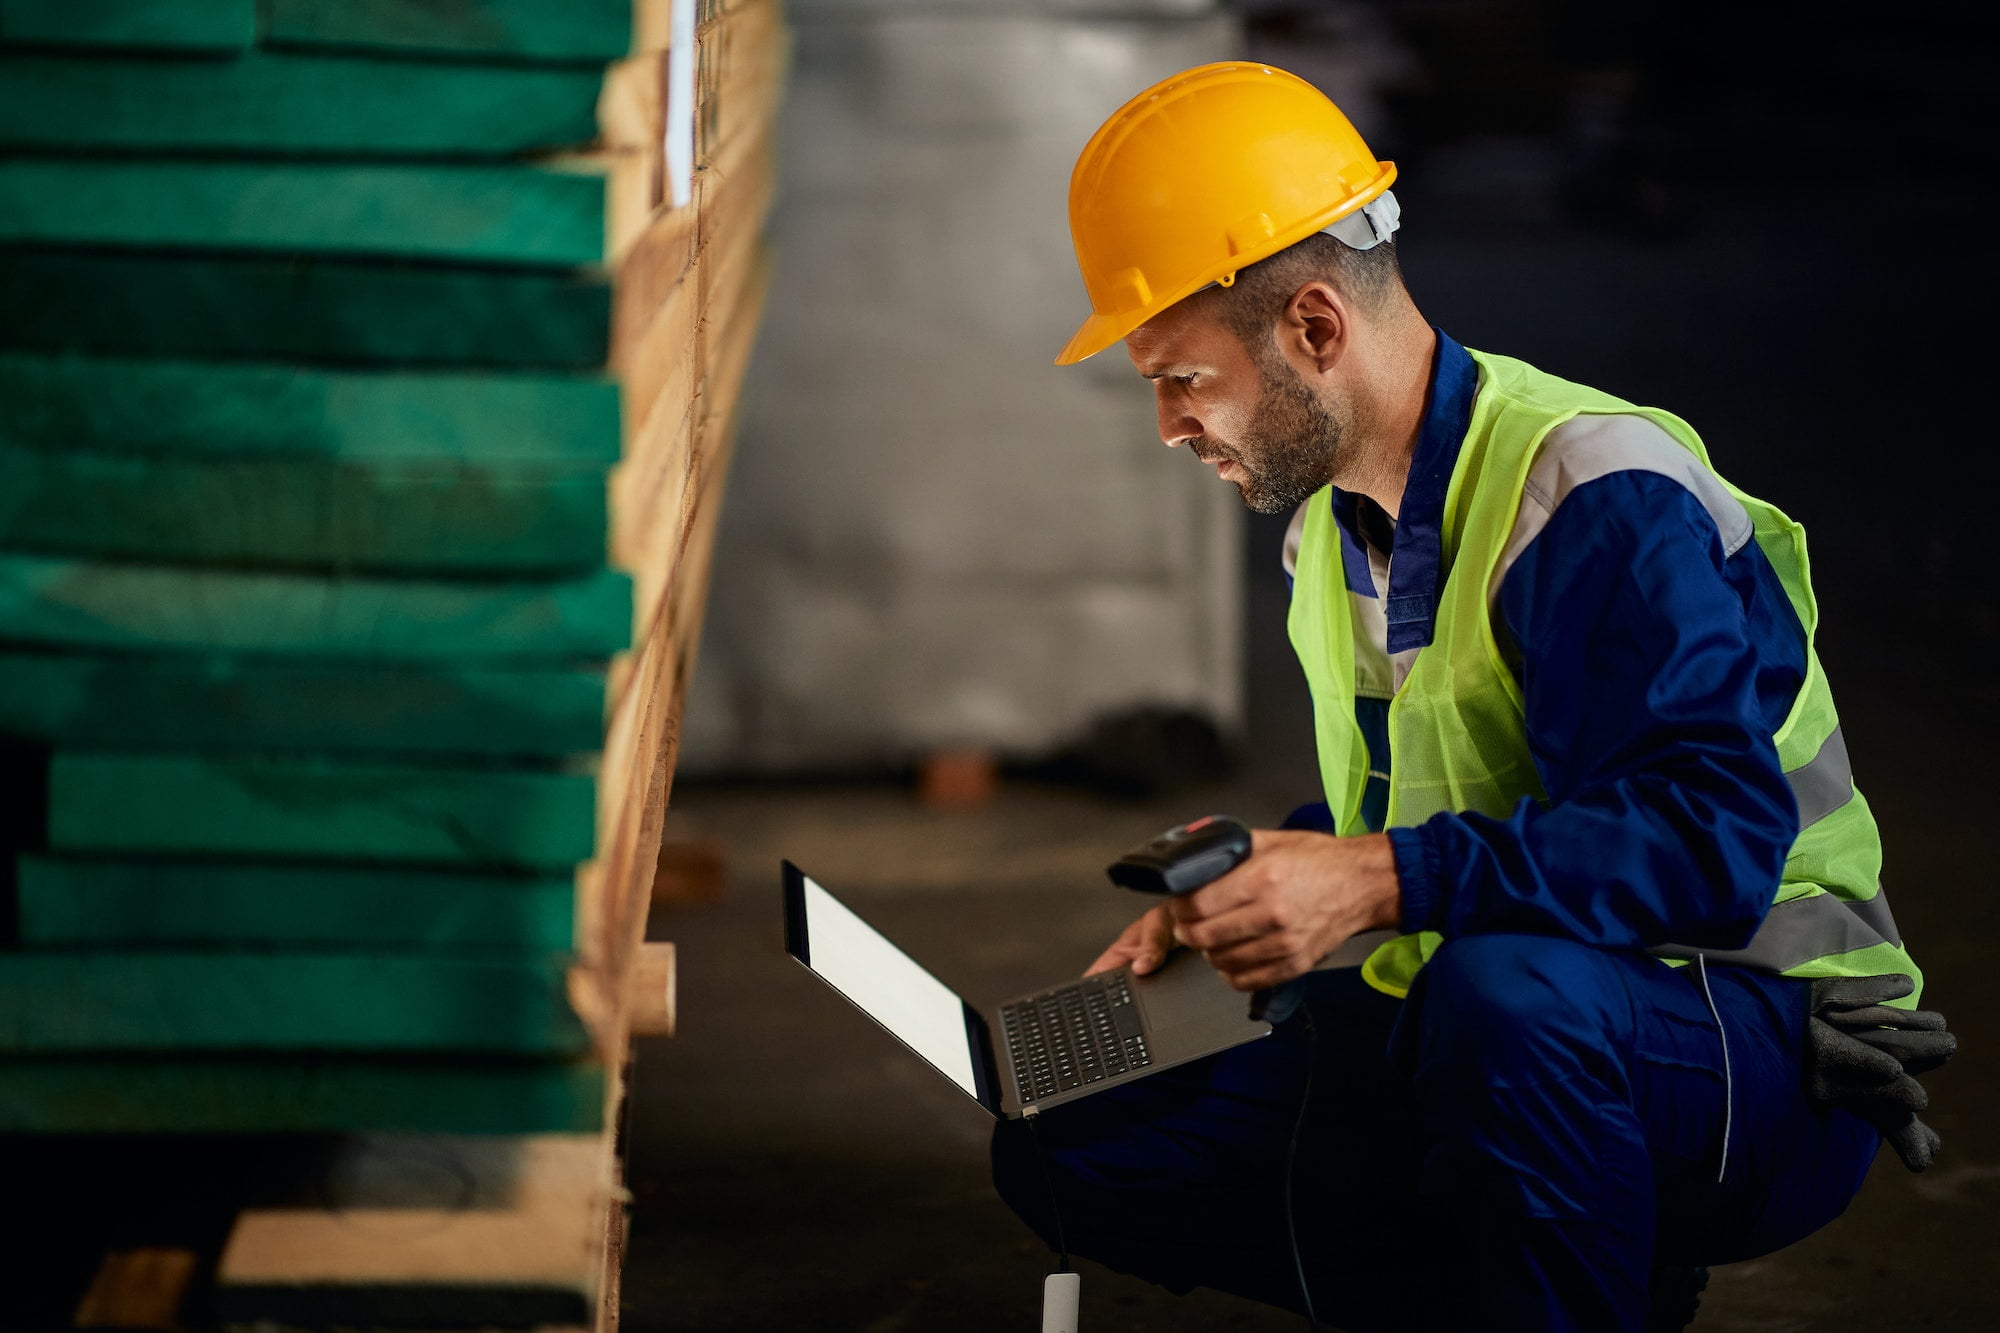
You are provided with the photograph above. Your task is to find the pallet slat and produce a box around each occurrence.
[48,752,599,869]
[0,555,630,661]
[17,857,576,950]
[263,0,632,64]
[0,0,254,52]
[0,1058,605,1133]
[0,952,587,1053]
[217,1134,610,1328]
[0,159,609,266]
[0,354,621,464]
[0,250,612,368]
[0,652,606,756]
[0,446,608,573]
[0,50,604,155]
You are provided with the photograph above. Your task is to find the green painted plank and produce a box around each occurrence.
[0,354,621,463]
[0,0,254,52]
[0,952,588,1053]
[0,1056,604,1132]
[0,444,609,572]
[0,555,630,661]
[0,160,607,266]
[264,0,631,63]
[0,652,606,757]
[48,753,598,869]
[0,50,603,154]
[0,948,584,1056]
[0,250,612,368]
[17,857,575,949]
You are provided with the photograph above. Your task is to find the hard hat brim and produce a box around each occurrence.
[1054,308,1145,367]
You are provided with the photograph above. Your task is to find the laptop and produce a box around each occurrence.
[782,860,1273,1118]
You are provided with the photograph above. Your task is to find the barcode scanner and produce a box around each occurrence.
[1105,814,1252,895]
[1106,815,1282,1021]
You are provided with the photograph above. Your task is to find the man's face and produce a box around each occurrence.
[1124,301,1349,515]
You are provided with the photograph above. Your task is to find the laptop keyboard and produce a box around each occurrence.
[999,971,1151,1103]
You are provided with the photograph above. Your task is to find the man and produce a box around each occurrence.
[991,63,1953,1330]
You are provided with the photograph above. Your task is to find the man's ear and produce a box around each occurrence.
[1281,281,1348,373]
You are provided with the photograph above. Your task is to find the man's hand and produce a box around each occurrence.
[1807,973,1957,1172]
[1166,829,1400,991]
[1085,903,1176,977]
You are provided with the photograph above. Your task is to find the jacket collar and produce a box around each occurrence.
[1326,327,1477,653]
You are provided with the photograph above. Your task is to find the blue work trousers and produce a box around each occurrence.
[990,934,1880,1330]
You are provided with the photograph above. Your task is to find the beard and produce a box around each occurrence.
[1193,353,1352,515]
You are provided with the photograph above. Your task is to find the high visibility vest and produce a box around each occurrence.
[1287,348,1922,1003]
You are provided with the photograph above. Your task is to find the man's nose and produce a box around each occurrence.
[1155,394,1200,449]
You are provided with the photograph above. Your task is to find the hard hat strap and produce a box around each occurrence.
[1323,190,1401,252]
[1199,190,1402,296]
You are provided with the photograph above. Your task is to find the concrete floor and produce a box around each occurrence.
[620,173,1998,1329]
[624,731,1998,1330]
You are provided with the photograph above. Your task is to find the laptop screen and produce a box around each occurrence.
[788,869,981,1100]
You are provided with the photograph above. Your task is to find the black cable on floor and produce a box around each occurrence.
[1284,1006,1321,1331]
[1026,1110,1070,1272]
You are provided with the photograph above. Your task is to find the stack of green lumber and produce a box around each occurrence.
[0,0,676,1136]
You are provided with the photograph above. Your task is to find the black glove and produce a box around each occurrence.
[1807,973,1956,1172]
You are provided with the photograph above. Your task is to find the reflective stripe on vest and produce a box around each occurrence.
[1656,882,1902,972]
[1788,724,1854,830]
[1288,347,1923,1005]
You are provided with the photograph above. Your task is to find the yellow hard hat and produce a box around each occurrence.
[1055,62,1397,366]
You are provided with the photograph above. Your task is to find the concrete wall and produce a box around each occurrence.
[679,1,1245,772]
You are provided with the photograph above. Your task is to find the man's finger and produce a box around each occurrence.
[1202,934,1292,971]
[1849,1028,1958,1067]
[1084,944,1138,977]
[1823,1005,1949,1033]
[1215,958,1300,992]
[1168,863,1263,922]
[1813,973,1916,1011]
[1173,904,1271,953]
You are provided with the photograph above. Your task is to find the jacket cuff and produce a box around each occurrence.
[1387,824,1444,933]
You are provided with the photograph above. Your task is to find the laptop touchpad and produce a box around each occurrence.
[1132,949,1264,1039]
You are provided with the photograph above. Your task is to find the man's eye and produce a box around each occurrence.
[1176,375,1198,389]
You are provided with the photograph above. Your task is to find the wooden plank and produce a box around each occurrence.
[0,953,588,1054]
[0,446,608,573]
[0,354,621,464]
[0,0,253,52]
[47,753,598,870]
[0,51,604,155]
[634,0,764,57]
[572,326,750,1052]
[612,118,774,457]
[0,160,608,267]
[601,0,785,163]
[695,0,788,168]
[71,1247,197,1332]
[0,556,631,661]
[262,0,632,64]
[627,943,677,1037]
[0,652,607,757]
[217,1134,610,1329]
[568,578,675,1052]
[610,145,775,618]
[621,243,768,623]
[0,1058,606,1133]
[600,0,785,347]
[0,250,612,368]
[611,236,700,472]
[17,857,576,950]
